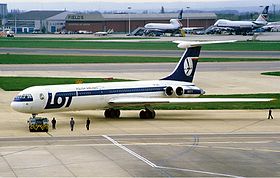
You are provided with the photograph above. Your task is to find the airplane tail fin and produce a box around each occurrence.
[162,46,201,83]
[170,19,183,28]
[255,6,269,22]
[162,40,237,83]
[178,9,183,20]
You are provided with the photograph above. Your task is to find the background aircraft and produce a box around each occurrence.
[213,6,269,35]
[143,9,183,36]
[262,21,280,32]
[11,40,272,119]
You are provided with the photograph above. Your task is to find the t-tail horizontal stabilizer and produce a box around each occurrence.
[162,40,237,82]
[173,40,237,49]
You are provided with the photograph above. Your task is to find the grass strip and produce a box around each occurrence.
[261,71,280,76]
[0,77,131,91]
[0,40,279,51]
[0,41,177,50]
[0,54,279,64]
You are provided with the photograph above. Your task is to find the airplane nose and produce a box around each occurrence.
[11,101,23,112]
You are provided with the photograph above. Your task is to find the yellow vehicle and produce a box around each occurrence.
[28,117,49,132]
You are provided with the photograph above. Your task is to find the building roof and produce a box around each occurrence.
[66,12,217,22]
[103,13,217,20]
[15,11,65,20]
[46,11,72,21]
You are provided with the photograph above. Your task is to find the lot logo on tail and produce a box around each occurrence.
[184,57,194,76]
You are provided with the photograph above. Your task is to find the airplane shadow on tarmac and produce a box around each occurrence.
[56,111,265,122]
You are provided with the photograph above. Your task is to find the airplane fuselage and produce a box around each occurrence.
[144,19,182,33]
[11,80,203,115]
[144,23,179,30]
[213,6,269,33]
[214,19,267,30]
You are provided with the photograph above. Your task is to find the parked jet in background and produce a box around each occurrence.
[11,40,273,119]
[144,9,183,36]
[262,21,280,32]
[213,6,269,35]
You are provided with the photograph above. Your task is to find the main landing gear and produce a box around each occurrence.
[104,108,121,118]
[104,108,156,119]
[139,108,156,119]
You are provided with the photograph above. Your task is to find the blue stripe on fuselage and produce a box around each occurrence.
[49,86,202,98]
[77,86,165,96]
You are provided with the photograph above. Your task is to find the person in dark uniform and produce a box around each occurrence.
[70,118,75,131]
[268,109,274,119]
[51,117,56,129]
[267,109,273,119]
[86,118,90,130]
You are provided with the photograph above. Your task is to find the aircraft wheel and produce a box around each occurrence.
[104,109,111,118]
[139,109,156,119]
[104,109,120,118]
[150,110,156,119]
[140,110,147,119]
[146,109,156,119]
[113,109,120,118]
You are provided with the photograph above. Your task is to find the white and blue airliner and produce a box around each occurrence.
[11,41,272,119]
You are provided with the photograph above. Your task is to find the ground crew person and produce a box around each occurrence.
[51,117,56,129]
[70,118,75,131]
[86,118,90,130]
[268,109,274,119]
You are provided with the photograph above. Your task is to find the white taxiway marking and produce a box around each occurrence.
[103,135,157,168]
[103,135,244,178]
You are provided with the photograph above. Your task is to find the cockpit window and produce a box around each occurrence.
[13,94,33,102]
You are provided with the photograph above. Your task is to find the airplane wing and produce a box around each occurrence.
[108,97,273,107]
[173,40,237,49]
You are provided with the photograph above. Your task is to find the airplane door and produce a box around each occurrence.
[96,86,107,108]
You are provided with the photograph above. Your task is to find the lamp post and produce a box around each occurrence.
[186,6,190,34]
[1,5,3,31]
[258,5,264,21]
[128,6,132,35]
[14,12,17,34]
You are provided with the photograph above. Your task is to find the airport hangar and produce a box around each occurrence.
[65,12,217,33]
[5,10,72,33]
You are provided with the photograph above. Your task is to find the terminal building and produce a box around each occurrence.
[4,10,217,34]
[65,12,217,33]
[0,3,8,26]
[0,3,8,17]
[5,10,71,33]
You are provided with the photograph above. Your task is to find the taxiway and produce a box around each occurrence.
[0,133,279,177]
